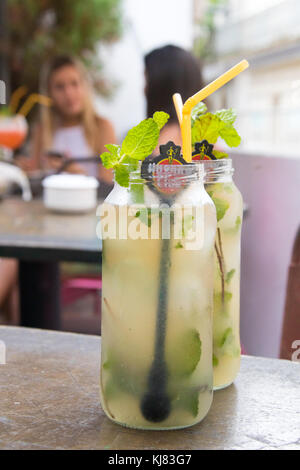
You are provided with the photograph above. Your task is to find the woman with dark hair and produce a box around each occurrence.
[144,44,203,150]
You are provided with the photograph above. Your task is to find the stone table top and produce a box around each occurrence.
[0,198,102,262]
[0,326,299,450]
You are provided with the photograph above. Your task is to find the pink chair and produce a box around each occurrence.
[61,276,102,317]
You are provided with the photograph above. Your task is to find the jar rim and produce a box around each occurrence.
[196,158,233,177]
[114,161,205,183]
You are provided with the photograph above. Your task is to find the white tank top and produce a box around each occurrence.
[52,125,97,177]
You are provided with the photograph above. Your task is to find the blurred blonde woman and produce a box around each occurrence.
[1,55,116,323]
[28,55,116,184]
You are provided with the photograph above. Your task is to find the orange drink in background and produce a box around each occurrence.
[0,115,28,150]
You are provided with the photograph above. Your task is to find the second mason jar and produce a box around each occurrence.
[201,159,243,390]
[99,162,216,429]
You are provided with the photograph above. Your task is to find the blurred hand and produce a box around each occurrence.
[46,154,64,171]
[63,162,86,175]
[14,155,37,173]
[46,153,86,175]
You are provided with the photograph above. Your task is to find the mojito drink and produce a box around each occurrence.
[204,164,243,389]
[191,98,245,390]
[100,168,216,429]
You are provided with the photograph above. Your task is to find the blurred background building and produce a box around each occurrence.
[197,0,300,157]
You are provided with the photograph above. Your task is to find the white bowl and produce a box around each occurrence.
[42,174,99,213]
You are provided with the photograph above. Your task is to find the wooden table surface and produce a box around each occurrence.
[0,326,299,450]
[0,198,102,262]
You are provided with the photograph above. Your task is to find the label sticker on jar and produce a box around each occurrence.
[141,141,195,199]
[192,140,216,160]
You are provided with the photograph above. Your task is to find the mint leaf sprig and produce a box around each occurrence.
[191,103,241,159]
[100,111,169,187]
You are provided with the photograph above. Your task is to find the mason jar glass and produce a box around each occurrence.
[202,159,243,390]
[99,162,216,429]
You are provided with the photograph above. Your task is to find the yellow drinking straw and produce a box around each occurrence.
[175,59,249,162]
[173,93,183,125]
[18,93,52,117]
[9,86,28,114]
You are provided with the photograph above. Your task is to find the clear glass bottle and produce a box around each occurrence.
[99,163,216,429]
[202,159,243,390]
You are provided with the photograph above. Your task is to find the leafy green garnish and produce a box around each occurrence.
[114,163,130,187]
[153,111,169,130]
[212,150,228,160]
[227,215,242,234]
[101,151,119,169]
[207,195,229,222]
[214,291,232,315]
[215,108,237,125]
[235,215,241,229]
[191,103,241,157]
[100,112,169,187]
[135,207,165,227]
[219,125,241,147]
[130,182,144,204]
[192,113,220,144]
[121,119,159,160]
[169,381,212,417]
[173,387,199,418]
[226,269,235,284]
[102,352,145,399]
[175,241,184,249]
[167,328,202,377]
[213,354,219,367]
[224,184,234,193]
[191,102,208,123]
[135,208,152,227]
[219,327,234,348]
[181,214,195,237]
